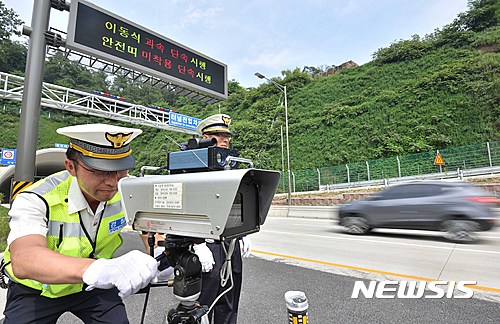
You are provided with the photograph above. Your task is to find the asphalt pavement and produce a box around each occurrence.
[2,230,500,323]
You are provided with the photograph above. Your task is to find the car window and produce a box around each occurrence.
[379,184,443,200]
[410,184,444,197]
[374,187,400,200]
[378,186,413,199]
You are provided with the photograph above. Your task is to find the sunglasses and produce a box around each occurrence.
[71,159,128,179]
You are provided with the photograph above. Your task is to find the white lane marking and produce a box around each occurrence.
[293,222,335,226]
[283,222,500,239]
[259,229,500,254]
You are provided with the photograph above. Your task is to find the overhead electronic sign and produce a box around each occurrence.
[66,0,227,100]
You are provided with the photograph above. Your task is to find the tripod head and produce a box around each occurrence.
[155,235,209,324]
[164,235,204,301]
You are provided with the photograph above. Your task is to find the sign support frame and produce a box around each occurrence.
[14,0,52,183]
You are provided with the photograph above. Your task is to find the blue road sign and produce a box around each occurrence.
[169,112,202,131]
[0,148,17,165]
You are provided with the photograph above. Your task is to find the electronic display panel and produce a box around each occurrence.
[66,0,227,100]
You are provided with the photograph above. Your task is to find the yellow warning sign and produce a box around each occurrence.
[434,151,445,165]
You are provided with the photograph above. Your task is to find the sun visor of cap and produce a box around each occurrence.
[77,152,136,172]
[203,125,232,135]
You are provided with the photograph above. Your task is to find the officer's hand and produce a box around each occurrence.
[156,266,175,282]
[82,250,159,298]
[193,242,215,272]
[153,246,174,282]
[240,236,252,258]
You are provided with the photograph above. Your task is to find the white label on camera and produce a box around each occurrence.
[153,183,183,209]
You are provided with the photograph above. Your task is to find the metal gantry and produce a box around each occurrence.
[0,71,196,134]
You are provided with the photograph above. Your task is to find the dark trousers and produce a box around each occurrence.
[3,282,128,324]
[198,240,242,324]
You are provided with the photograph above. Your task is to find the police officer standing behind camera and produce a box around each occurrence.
[1,124,160,323]
[196,114,252,324]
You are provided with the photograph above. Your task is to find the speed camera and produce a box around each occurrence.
[118,168,280,240]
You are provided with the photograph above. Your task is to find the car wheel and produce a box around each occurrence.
[341,216,369,234]
[442,220,480,243]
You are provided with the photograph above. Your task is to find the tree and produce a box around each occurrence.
[302,66,323,78]
[0,39,26,73]
[426,0,499,48]
[372,35,432,63]
[454,0,500,33]
[0,1,23,41]
[228,79,244,95]
[0,1,26,73]
[281,68,313,89]
[44,53,108,91]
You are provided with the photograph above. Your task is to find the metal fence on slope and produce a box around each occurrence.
[279,141,500,193]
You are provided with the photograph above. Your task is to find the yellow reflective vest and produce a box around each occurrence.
[3,171,125,298]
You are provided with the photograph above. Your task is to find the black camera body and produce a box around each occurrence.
[168,146,237,174]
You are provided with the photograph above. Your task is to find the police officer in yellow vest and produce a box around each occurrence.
[2,124,160,323]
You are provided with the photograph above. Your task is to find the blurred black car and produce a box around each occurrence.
[338,181,498,242]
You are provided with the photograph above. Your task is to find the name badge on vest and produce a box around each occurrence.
[109,217,127,234]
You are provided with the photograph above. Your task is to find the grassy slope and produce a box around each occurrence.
[1,34,498,174]
[0,206,9,251]
[286,47,498,169]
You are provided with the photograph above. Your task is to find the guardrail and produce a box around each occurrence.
[319,166,500,192]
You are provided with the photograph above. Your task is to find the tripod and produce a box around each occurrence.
[154,235,209,324]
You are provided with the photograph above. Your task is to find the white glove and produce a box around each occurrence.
[153,246,166,258]
[193,242,215,272]
[240,236,252,258]
[82,250,159,298]
[153,246,174,282]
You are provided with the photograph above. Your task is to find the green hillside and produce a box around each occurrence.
[0,0,499,176]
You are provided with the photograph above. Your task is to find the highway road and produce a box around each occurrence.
[2,217,499,323]
[251,217,500,295]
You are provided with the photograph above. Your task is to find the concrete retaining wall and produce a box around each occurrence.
[273,183,500,207]
[267,205,339,220]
